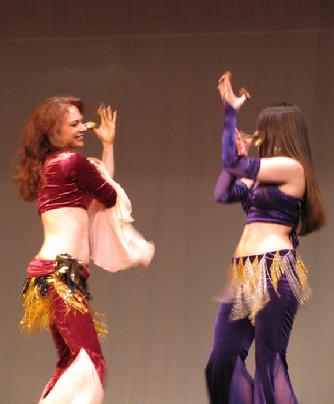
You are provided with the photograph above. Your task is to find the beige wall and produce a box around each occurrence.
[1,2,333,403]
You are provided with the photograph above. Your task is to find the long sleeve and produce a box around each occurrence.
[87,158,155,272]
[66,153,117,208]
[214,103,259,204]
[222,104,260,179]
[214,170,249,203]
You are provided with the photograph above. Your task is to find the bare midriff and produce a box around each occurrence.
[233,222,293,258]
[37,207,90,264]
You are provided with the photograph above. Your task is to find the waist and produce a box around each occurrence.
[27,254,90,279]
[37,242,90,265]
[41,206,90,225]
[39,210,90,263]
[235,222,294,256]
[232,248,296,263]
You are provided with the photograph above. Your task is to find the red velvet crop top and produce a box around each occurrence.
[38,151,117,214]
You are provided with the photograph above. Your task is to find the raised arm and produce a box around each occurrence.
[93,105,117,178]
[214,119,253,203]
[214,73,257,203]
[218,75,260,180]
[218,72,304,198]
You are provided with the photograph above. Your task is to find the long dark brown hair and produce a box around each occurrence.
[14,96,84,201]
[257,103,325,235]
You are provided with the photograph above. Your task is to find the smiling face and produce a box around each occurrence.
[49,105,87,150]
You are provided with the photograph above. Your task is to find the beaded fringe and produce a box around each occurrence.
[223,251,310,324]
[20,278,54,334]
[20,276,107,338]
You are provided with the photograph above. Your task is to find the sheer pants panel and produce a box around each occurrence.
[206,276,299,404]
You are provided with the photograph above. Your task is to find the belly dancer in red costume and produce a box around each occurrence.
[15,98,154,403]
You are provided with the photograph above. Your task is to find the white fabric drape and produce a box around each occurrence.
[88,158,155,272]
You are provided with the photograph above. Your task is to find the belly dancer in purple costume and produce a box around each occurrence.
[205,72,325,404]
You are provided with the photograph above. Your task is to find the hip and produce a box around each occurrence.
[223,249,310,324]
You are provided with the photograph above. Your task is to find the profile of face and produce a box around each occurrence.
[48,105,87,150]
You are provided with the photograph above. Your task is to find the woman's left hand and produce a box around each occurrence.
[93,105,117,146]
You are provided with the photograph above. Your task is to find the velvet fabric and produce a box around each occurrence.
[215,178,302,231]
[26,257,56,277]
[40,284,105,399]
[215,104,303,247]
[221,104,260,180]
[206,251,299,404]
[38,151,117,214]
[24,257,105,400]
[244,184,302,229]
[26,256,90,279]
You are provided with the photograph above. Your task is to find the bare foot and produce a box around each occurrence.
[217,72,250,110]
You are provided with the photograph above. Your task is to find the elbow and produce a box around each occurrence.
[222,165,237,179]
[104,189,117,208]
[222,156,239,171]
[110,190,117,207]
[214,190,231,204]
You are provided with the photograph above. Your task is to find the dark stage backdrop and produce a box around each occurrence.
[1,1,333,403]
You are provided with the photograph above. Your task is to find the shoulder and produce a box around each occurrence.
[265,157,305,196]
[262,156,302,168]
[280,157,303,171]
[64,150,86,162]
[60,151,89,168]
[54,151,92,179]
[46,150,83,165]
[261,156,304,175]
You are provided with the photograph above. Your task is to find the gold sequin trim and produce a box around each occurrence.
[20,275,107,338]
[20,278,54,334]
[223,251,310,324]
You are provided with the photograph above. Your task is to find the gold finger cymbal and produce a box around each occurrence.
[84,121,97,129]
[224,70,232,80]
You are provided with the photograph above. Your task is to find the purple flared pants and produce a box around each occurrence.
[206,273,299,404]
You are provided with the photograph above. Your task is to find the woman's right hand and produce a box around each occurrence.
[217,72,250,110]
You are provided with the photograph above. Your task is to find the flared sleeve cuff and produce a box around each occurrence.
[88,158,155,272]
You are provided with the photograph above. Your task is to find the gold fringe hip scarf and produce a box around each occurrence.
[223,249,310,324]
[20,254,107,337]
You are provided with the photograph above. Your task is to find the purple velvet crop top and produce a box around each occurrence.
[220,180,303,227]
[38,151,117,214]
[214,104,304,247]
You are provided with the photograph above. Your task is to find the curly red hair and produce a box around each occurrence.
[14,96,84,201]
